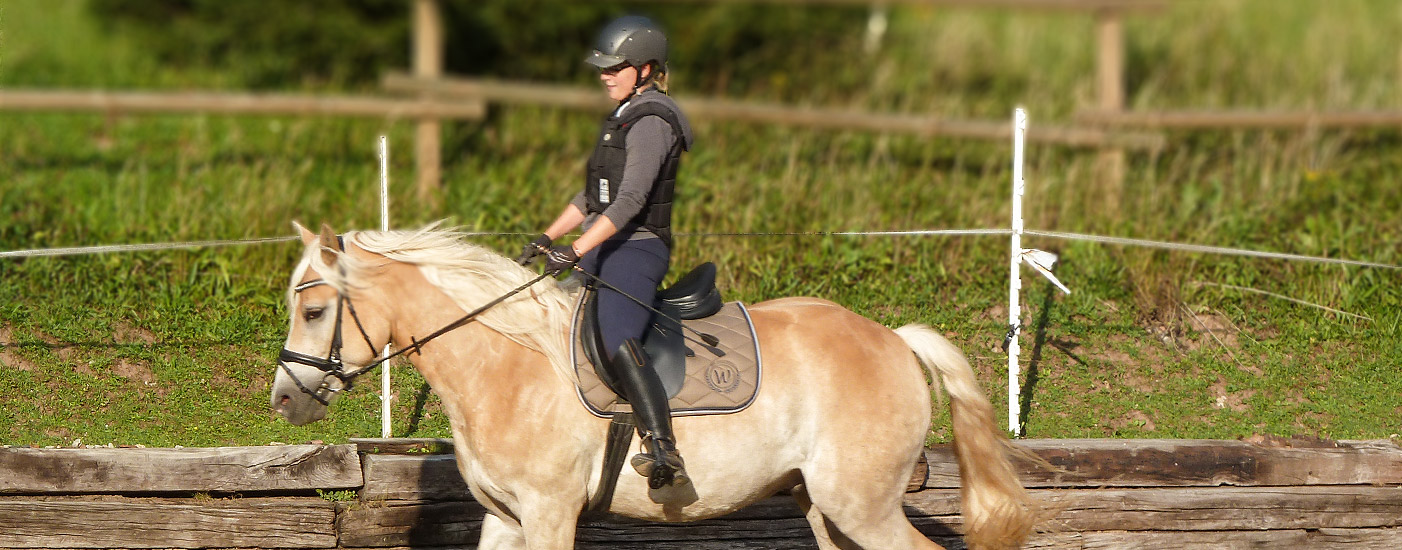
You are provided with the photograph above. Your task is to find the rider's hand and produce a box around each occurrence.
[515,234,553,266]
[544,244,580,276]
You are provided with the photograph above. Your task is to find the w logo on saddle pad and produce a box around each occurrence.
[569,264,763,417]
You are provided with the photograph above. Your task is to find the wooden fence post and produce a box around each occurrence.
[413,0,445,202]
[1094,7,1126,208]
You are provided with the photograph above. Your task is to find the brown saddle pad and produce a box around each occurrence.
[570,301,762,418]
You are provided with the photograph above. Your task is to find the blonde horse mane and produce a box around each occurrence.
[298,224,579,384]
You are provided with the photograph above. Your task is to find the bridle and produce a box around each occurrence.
[276,278,377,406]
[277,269,553,406]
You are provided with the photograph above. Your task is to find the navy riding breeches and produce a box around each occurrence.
[577,237,670,360]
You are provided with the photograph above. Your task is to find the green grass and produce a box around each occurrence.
[1,0,1400,447]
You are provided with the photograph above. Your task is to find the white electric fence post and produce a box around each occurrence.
[1008,109,1027,436]
[379,135,393,438]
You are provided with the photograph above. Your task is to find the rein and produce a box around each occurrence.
[278,271,553,405]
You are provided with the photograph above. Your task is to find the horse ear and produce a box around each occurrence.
[318,223,340,266]
[293,221,316,246]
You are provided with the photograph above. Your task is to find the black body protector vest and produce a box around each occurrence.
[584,99,689,248]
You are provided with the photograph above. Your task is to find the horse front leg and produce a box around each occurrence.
[479,511,527,550]
[519,502,582,550]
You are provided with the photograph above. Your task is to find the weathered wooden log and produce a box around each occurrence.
[903,486,1402,532]
[359,452,925,503]
[0,496,335,548]
[5,439,1400,549]
[1076,528,1402,549]
[354,438,1402,502]
[337,500,486,548]
[361,454,469,502]
[0,445,362,494]
[351,437,454,455]
[339,486,1402,549]
[925,438,1402,489]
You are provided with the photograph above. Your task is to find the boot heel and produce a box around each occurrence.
[630,453,657,478]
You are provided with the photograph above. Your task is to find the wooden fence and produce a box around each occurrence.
[395,0,1170,197]
[7,0,1402,200]
[2,437,1400,549]
[382,73,1164,150]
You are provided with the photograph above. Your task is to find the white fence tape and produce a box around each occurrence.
[2,230,1396,270]
[1026,230,1400,270]
[0,236,296,259]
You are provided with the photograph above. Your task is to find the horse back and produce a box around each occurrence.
[745,296,919,372]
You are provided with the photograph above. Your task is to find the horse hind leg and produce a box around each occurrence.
[793,481,944,550]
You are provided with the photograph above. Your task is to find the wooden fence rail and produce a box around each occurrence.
[1077,109,1402,129]
[2,438,1400,549]
[382,74,1165,150]
[644,0,1168,9]
[0,90,485,120]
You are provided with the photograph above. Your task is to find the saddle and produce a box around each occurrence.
[573,263,763,515]
[571,262,762,417]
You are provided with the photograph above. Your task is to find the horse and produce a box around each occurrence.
[271,223,1037,549]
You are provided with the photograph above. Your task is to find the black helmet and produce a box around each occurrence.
[584,15,667,71]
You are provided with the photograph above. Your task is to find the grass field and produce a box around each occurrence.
[1,0,1399,447]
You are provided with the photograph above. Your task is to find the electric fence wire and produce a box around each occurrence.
[1,229,1397,271]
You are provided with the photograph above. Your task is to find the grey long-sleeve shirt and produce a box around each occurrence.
[570,90,691,241]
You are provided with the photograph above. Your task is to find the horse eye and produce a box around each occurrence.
[303,307,325,321]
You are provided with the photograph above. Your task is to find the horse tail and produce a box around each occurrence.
[895,324,1037,550]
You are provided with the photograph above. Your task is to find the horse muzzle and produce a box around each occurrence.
[271,359,342,426]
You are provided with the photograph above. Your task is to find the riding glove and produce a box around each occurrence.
[544,244,580,276]
[515,234,553,265]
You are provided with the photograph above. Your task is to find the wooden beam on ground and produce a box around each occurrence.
[903,486,1402,532]
[339,486,1402,547]
[0,445,362,494]
[1078,528,1402,549]
[924,438,1402,489]
[351,437,454,455]
[0,496,336,548]
[338,500,486,548]
[361,453,469,502]
[1077,109,1402,129]
[383,74,1164,149]
[0,89,484,119]
[346,438,1402,501]
[1025,486,1402,532]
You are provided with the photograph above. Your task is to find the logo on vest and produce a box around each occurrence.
[704,361,741,393]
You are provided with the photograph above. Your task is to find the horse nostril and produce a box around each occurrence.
[279,395,292,407]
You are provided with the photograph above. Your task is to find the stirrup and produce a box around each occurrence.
[631,435,689,489]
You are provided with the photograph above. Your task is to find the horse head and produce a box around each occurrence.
[271,222,390,426]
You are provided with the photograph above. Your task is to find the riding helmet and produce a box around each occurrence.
[584,15,667,71]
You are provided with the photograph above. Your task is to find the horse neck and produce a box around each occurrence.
[371,262,584,434]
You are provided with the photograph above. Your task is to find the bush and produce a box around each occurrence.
[87,0,867,95]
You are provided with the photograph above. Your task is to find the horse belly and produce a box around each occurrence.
[605,401,805,519]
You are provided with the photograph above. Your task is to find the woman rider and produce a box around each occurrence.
[516,15,694,489]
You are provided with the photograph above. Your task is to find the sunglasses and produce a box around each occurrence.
[599,63,631,76]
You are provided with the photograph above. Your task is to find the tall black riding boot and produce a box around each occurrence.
[610,338,689,489]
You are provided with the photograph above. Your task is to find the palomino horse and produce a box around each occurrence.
[272,223,1037,549]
